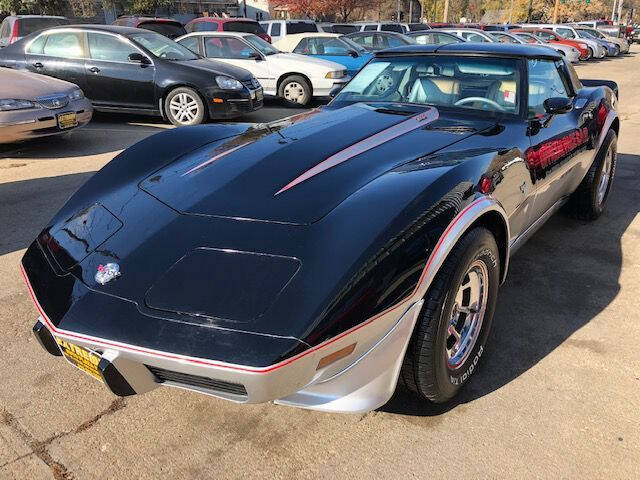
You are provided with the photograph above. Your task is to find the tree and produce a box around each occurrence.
[0,0,22,14]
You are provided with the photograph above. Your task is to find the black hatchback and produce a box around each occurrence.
[0,25,263,125]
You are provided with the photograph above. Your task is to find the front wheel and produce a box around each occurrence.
[278,75,311,106]
[401,227,500,403]
[165,87,206,126]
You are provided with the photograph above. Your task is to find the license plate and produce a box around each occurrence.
[57,112,78,130]
[55,338,103,383]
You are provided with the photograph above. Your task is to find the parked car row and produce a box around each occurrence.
[0,15,631,143]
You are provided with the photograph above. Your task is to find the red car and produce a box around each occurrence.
[512,28,590,60]
[185,17,271,43]
[113,16,186,39]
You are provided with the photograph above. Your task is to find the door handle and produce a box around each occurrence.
[88,66,100,73]
[33,62,43,68]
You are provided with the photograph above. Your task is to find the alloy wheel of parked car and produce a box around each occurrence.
[165,87,206,126]
[586,47,594,60]
[401,227,499,403]
[568,130,617,220]
[278,75,311,106]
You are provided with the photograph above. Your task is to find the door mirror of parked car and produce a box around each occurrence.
[348,49,359,57]
[249,51,263,61]
[128,52,151,65]
[543,97,573,115]
[329,84,344,98]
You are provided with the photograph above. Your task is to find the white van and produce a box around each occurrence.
[259,19,318,43]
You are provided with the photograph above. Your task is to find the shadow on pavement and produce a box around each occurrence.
[0,172,95,257]
[381,152,640,416]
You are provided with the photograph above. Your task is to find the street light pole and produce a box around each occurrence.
[552,0,560,23]
[443,0,449,22]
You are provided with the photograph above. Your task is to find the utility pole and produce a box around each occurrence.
[409,0,413,22]
[443,0,449,22]
[552,0,560,23]
[617,0,624,23]
[526,0,533,22]
[612,0,618,22]
[397,0,401,22]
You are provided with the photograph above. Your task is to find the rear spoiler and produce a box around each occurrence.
[581,79,619,99]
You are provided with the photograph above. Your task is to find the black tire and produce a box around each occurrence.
[567,130,617,221]
[401,227,500,403]
[164,87,206,126]
[278,75,312,106]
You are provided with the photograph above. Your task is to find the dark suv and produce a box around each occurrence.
[112,17,186,39]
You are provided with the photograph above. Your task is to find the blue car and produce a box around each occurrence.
[577,30,618,56]
[288,35,372,77]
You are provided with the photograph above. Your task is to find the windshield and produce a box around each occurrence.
[340,36,367,52]
[577,31,596,40]
[333,55,520,115]
[223,21,266,35]
[129,31,199,60]
[244,34,279,55]
[139,21,186,39]
[18,17,70,36]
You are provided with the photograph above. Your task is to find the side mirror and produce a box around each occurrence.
[543,97,573,115]
[249,51,264,61]
[348,49,358,58]
[128,52,151,65]
[329,84,344,98]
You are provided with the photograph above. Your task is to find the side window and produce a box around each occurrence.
[556,28,574,39]
[178,35,199,54]
[292,38,308,54]
[356,34,375,47]
[436,34,457,44]
[527,59,570,117]
[43,32,84,58]
[26,34,47,54]
[385,35,405,47]
[88,33,137,62]
[308,38,348,55]
[0,19,9,39]
[205,37,252,59]
[271,23,281,37]
[363,25,377,31]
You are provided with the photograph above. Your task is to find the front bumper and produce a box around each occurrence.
[311,77,350,97]
[31,300,423,413]
[204,86,263,119]
[0,98,92,143]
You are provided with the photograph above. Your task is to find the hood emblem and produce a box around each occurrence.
[95,263,120,285]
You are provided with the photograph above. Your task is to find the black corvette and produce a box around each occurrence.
[23,43,619,413]
[0,25,263,126]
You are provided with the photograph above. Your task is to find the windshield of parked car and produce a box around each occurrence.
[139,21,186,39]
[224,21,267,35]
[577,30,597,40]
[340,36,368,52]
[244,34,279,55]
[129,31,199,60]
[333,55,520,115]
[17,17,70,36]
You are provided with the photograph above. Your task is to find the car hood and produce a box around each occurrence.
[174,58,253,80]
[272,52,347,72]
[140,103,494,224]
[0,67,75,99]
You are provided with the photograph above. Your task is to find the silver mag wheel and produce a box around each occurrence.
[283,81,305,104]
[446,260,488,369]
[597,144,613,206]
[169,92,200,125]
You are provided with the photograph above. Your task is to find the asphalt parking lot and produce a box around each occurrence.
[1,52,639,479]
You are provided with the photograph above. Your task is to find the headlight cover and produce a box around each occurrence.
[325,70,346,79]
[0,99,35,111]
[215,76,243,90]
[68,88,84,100]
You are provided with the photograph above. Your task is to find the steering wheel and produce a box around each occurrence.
[374,73,394,94]
[454,97,505,111]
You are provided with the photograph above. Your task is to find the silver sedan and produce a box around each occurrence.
[0,67,92,143]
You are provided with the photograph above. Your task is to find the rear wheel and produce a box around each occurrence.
[401,227,500,403]
[586,47,594,60]
[278,75,311,106]
[567,130,617,221]
[165,87,206,126]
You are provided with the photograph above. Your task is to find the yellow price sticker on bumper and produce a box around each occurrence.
[56,338,103,383]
